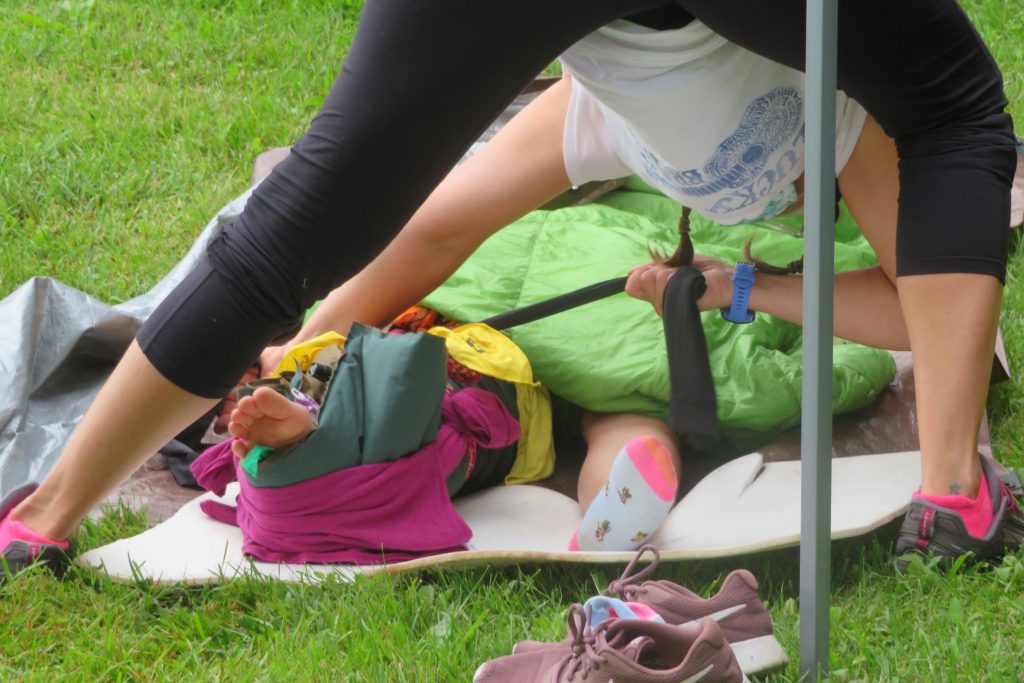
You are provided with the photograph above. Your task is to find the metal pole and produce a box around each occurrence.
[800,0,837,679]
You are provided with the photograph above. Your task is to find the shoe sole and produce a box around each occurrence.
[731,634,789,676]
[1,540,69,579]
[475,660,754,682]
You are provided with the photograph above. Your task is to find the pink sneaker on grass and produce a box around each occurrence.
[0,483,70,580]
[474,604,748,683]
[513,545,787,676]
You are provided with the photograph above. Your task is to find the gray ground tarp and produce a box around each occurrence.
[0,189,254,498]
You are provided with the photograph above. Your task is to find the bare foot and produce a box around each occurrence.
[214,365,261,435]
[228,387,316,457]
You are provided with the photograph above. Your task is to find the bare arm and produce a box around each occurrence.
[747,116,908,349]
[750,267,908,349]
[281,78,574,350]
[626,115,911,350]
[626,259,910,350]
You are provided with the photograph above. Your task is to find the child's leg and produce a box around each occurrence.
[228,387,317,458]
[571,412,680,551]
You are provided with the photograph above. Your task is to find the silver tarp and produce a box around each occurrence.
[0,189,254,498]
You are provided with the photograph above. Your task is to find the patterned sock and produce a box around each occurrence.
[570,435,677,551]
[0,515,70,551]
[584,596,665,626]
[913,470,994,538]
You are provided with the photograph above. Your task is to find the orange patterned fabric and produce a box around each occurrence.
[390,305,459,333]
[391,306,479,384]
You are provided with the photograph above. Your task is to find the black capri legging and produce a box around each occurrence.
[138,0,1016,398]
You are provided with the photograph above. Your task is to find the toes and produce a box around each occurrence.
[234,395,262,420]
[231,439,250,458]
[251,387,297,420]
[231,386,314,450]
[227,418,250,440]
[231,410,256,428]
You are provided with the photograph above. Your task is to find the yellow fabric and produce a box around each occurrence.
[427,324,554,484]
[427,323,538,387]
[506,383,556,485]
[272,331,346,376]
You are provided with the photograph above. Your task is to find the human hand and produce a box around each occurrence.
[625,263,676,316]
[690,253,734,311]
[259,344,287,379]
[625,254,734,316]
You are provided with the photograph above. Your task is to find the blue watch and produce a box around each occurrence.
[721,262,756,324]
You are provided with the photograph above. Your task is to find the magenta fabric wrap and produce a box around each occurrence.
[190,387,520,565]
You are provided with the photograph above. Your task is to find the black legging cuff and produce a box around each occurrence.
[137,257,302,399]
[896,257,1007,284]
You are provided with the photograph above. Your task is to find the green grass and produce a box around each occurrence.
[0,0,361,301]
[2,1,1024,681]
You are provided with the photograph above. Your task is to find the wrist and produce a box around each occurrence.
[747,269,784,313]
[721,264,737,309]
[721,262,756,324]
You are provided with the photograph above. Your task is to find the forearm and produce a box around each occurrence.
[296,240,468,339]
[294,229,486,339]
[749,265,909,350]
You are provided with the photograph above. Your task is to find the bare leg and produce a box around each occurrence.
[838,116,1001,498]
[578,412,681,509]
[898,274,1000,496]
[228,387,316,458]
[10,342,217,540]
[572,412,681,550]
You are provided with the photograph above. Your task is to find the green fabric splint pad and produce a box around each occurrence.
[244,323,448,488]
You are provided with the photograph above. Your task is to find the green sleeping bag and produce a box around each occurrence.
[421,178,896,442]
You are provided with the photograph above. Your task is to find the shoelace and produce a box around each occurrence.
[604,544,661,601]
[554,604,614,681]
[1000,482,1024,542]
[1001,482,1022,515]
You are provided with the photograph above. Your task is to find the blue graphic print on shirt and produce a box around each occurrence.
[634,86,806,222]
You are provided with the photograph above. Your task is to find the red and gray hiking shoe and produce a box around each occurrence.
[1,483,70,580]
[475,605,749,682]
[513,546,787,676]
[895,457,1024,569]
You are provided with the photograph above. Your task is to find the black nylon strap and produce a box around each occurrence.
[661,267,720,449]
[481,276,628,331]
[478,268,720,449]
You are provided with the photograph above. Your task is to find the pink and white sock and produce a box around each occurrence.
[0,515,69,552]
[570,435,677,552]
[583,596,665,627]
[913,470,994,538]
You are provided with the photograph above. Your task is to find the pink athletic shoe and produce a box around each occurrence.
[474,604,749,683]
[1,483,70,580]
[513,546,787,676]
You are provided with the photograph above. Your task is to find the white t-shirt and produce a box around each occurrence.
[560,19,867,226]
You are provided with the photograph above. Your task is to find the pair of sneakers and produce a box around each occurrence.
[895,456,1024,569]
[475,607,749,683]
[473,546,788,682]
